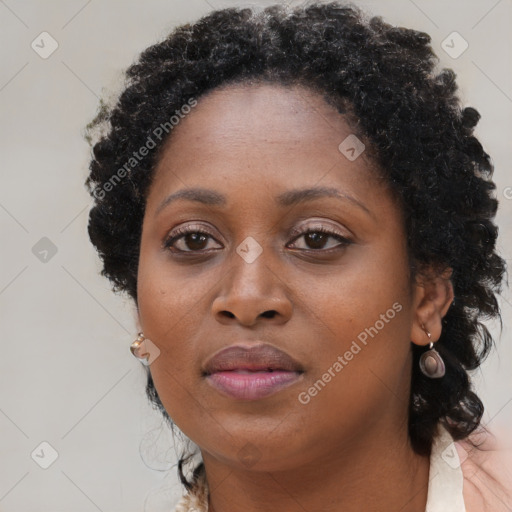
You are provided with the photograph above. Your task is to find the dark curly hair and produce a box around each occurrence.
[84,1,507,492]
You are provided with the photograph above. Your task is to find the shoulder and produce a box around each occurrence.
[455,426,512,512]
[171,471,209,512]
[172,492,208,512]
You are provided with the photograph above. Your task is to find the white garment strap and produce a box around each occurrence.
[425,425,466,512]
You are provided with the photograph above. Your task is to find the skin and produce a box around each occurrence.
[136,83,454,512]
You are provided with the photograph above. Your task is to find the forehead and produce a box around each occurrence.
[160,83,354,152]
[148,82,379,206]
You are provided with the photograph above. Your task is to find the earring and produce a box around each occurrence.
[419,325,445,378]
[130,332,151,366]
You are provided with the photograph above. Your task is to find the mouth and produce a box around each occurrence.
[202,343,305,400]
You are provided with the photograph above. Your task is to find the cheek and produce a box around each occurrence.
[136,249,207,422]
[301,237,411,348]
[295,239,413,395]
[136,238,215,335]
[289,273,413,452]
[136,281,206,438]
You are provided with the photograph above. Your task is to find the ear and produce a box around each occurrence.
[410,267,454,346]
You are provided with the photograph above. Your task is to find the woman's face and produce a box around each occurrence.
[137,83,418,472]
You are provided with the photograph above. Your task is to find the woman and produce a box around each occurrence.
[84,2,510,511]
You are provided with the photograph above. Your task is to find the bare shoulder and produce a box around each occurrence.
[455,426,512,512]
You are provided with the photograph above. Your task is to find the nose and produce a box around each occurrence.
[211,250,293,327]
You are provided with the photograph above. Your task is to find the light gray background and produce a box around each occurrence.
[1,0,511,510]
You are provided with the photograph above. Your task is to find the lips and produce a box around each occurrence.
[202,343,304,376]
[202,343,305,400]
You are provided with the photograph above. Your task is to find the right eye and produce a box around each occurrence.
[163,226,223,253]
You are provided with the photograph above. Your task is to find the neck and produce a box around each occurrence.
[201,422,431,512]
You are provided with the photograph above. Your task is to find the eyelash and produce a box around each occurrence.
[163,224,352,254]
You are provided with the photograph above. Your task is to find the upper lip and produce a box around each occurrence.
[202,343,304,375]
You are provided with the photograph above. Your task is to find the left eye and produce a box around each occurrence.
[287,228,352,251]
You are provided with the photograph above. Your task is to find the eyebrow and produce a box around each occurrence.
[154,186,372,218]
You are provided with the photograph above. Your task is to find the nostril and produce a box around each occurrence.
[261,310,277,318]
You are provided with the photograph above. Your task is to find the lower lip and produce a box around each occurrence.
[205,370,303,400]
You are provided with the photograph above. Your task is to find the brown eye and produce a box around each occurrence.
[164,227,221,253]
[179,232,209,251]
[303,232,330,250]
[288,228,352,251]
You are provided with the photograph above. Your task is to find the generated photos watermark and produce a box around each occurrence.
[92,97,197,200]
[298,301,403,405]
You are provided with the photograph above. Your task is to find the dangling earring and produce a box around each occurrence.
[419,324,445,378]
[130,332,151,366]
